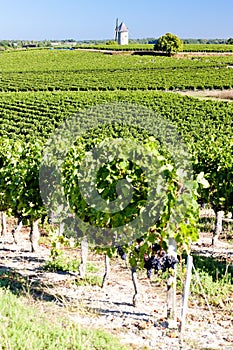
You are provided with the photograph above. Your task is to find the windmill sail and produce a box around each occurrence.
[115,18,118,41]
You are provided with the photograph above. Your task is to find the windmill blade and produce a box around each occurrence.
[115,18,118,41]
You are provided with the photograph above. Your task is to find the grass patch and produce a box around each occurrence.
[43,250,98,274]
[150,255,233,309]
[190,269,233,307]
[43,250,102,287]
[75,274,102,287]
[190,255,233,307]
[192,255,233,284]
[44,254,80,273]
[0,288,129,350]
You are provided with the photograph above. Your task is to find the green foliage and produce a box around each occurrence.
[0,88,233,228]
[60,120,201,262]
[44,248,98,274]
[0,138,46,219]
[106,40,118,45]
[44,250,80,272]
[76,43,233,52]
[62,127,150,235]
[155,33,183,55]
[192,136,233,211]
[76,43,154,51]
[0,50,232,93]
[183,43,233,52]
[1,87,232,215]
[0,49,233,273]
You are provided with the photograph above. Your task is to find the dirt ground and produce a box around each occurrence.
[0,223,232,350]
[176,89,233,102]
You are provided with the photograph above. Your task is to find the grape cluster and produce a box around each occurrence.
[116,242,179,278]
[116,245,127,260]
[48,218,53,225]
[161,253,178,271]
[144,243,179,278]
[116,238,144,260]
[144,254,162,278]
[144,251,179,278]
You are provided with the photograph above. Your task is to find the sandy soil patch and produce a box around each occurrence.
[176,89,233,101]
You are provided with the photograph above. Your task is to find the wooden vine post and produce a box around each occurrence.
[212,210,224,246]
[12,216,23,244]
[101,253,110,288]
[0,212,6,238]
[180,255,193,334]
[78,236,88,278]
[167,237,177,328]
[30,219,40,252]
[58,221,64,236]
[132,267,139,307]
[212,211,233,246]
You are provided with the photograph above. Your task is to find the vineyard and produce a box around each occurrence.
[0,51,233,92]
[0,48,233,349]
[75,43,233,53]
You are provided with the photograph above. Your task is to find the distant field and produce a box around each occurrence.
[0,50,233,92]
[183,44,233,52]
[75,43,233,52]
[75,43,155,51]
[0,49,232,144]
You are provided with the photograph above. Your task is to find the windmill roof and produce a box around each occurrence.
[118,22,128,32]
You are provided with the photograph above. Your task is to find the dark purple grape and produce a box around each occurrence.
[147,268,153,279]
[121,253,127,260]
[116,245,127,260]
[161,254,178,271]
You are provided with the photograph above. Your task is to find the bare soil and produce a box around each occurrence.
[0,223,232,350]
[176,89,233,102]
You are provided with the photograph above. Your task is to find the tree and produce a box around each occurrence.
[226,38,233,44]
[155,33,183,56]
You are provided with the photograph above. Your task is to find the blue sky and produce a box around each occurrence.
[0,0,232,40]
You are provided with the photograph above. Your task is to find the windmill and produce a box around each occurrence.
[114,18,129,45]
[114,18,119,42]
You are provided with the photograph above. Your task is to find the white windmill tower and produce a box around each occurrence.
[115,18,129,45]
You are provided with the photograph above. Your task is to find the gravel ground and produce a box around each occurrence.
[0,229,232,350]
[176,89,233,102]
